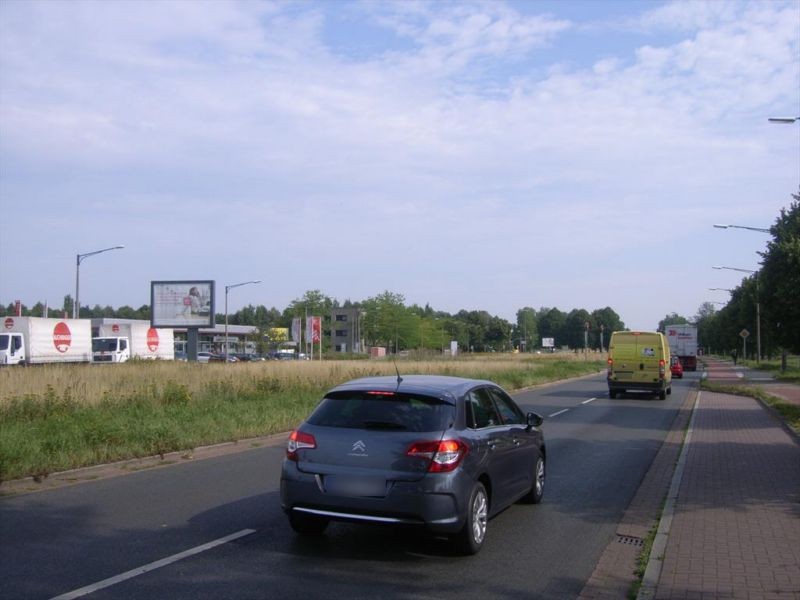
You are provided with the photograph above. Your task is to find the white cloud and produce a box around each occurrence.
[0,0,797,329]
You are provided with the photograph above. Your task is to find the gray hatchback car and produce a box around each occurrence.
[280,375,546,554]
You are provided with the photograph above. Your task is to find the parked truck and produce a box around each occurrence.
[92,322,174,363]
[665,324,698,371]
[0,316,92,365]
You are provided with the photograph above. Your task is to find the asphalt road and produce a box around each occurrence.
[0,372,699,600]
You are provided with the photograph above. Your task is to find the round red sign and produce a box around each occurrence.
[4,317,14,330]
[53,322,72,353]
[147,328,159,352]
[112,324,120,333]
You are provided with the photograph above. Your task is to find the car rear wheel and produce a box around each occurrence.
[520,454,545,504]
[288,511,329,536]
[609,389,616,399]
[658,389,667,400]
[453,482,488,555]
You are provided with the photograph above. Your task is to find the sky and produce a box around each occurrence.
[1,0,798,331]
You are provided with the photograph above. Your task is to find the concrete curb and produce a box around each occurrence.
[636,391,701,600]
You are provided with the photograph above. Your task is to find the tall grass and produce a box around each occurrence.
[0,355,603,482]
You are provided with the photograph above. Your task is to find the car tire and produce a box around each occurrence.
[288,511,329,536]
[658,389,667,400]
[453,482,488,555]
[609,389,616,399]
[520,454,545,504]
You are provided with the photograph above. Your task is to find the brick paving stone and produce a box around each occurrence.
[653,386,800,600]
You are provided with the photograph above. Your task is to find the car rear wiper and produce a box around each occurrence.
[361,420,408,430]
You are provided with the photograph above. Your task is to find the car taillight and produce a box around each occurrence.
[659,359,666,378]
[406,439,468,473]
[286,430,316,461]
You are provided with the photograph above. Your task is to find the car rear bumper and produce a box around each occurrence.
[280,461,469,534]
[608,378,668,392]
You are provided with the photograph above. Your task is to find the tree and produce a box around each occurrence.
[362,291,406,350]
[657,313,689,332]
[62,295,74,317]
[591,307,625,350]
[760,191,800,353]
[515,307,538,351]
[537,307,566,348]
[285,290,337,318]
[563,309,592,350]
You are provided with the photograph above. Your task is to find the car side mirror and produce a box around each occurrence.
[527,412,544,429]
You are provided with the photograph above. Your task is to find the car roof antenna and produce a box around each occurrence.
[393,359,403,388]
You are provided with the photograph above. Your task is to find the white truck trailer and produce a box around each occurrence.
[665,324,698,371]
[0,316,92,365]
[92,322,174,363]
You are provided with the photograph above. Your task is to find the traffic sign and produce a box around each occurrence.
[739,329,750,339]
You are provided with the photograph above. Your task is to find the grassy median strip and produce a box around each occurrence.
[700,380,800,435]
[0,356,603,483]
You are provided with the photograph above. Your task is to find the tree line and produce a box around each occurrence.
[658,191,800,360]
[2,290,625,354]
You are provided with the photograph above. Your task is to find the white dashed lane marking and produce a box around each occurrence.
[50,529,257,600]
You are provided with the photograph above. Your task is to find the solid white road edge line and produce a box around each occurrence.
[582,397,597,404]
[548,408,570,418]
[49,528,257,600]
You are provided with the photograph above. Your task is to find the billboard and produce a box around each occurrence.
[542,337,555,348]
[151,280,215,328]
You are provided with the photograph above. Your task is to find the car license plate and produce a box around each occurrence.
[324,476,386,498]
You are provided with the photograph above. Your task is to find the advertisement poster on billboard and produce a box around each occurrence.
[151,281,215,328]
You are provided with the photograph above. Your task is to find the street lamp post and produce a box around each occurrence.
[74,245,125,318]
[713,266,761,363]
[225,280,261,359]
[713,224,770,233]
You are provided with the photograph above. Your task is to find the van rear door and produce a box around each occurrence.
[635,334,663,383]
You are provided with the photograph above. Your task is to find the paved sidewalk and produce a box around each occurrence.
[652,362,800,599]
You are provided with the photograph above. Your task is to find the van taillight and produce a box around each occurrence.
[286,430,316,461]
[659,359,666,378]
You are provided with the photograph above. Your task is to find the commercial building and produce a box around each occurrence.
[330,307,364,353]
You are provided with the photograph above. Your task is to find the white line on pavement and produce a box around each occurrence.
[49,528,257,600]
[548,408,570,418]
[582,397,597,404]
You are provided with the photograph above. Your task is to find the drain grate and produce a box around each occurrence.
[616,534,644,547]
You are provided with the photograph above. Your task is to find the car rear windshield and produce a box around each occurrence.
[307,391,454,432]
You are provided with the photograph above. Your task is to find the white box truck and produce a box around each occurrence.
[93,322,174,363]
[0,316,92,365]
[665,324,698,371]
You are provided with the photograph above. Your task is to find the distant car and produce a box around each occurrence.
[670,356,684,379]
[197,351,214,364]
[280,375,546,555]
[174,351,188,362]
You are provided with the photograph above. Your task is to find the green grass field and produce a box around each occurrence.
[0,354,604,483]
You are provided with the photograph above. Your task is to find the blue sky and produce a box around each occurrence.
[1,0,798,331]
